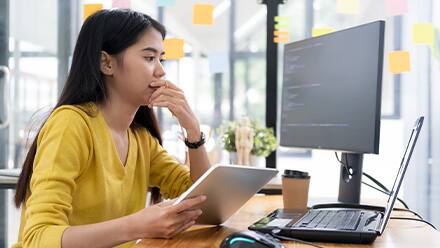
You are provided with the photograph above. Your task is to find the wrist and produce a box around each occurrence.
[186,128,201,142]
[123,213,141,241]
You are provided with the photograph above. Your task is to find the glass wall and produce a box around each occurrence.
[1,0,439,246]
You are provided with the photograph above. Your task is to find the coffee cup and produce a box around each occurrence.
[282,169,310,210]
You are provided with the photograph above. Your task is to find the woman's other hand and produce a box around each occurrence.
[128,195,206,239]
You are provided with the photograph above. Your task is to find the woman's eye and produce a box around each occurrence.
[144,57,155,62]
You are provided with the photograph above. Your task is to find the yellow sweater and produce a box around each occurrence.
[13,104,192,248]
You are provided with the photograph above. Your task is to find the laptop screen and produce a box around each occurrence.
[379,116,424,234]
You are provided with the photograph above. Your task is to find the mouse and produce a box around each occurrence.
[220,230,285,248]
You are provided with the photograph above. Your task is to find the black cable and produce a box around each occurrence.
[335,153,425,221]
[393,207,424,220]
[270,233,325,248]
[362,181,409,209]
[390,217,437,230]
[335,152,353,176]
[334,152,410,209]
[363,172,392,193]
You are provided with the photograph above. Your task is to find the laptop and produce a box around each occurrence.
[249,116,424,244]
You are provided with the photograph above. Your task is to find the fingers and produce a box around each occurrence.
[167,219,197,238]
[148,101,179,116]
[150,80,182,92]
[157,198,177,207]
[171,208,202,227]
[149,87,185,103]
[170,195,207,214]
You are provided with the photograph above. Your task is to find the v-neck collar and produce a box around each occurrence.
[98,110,135,172]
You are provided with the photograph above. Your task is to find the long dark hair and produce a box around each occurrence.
[15,9,166,207]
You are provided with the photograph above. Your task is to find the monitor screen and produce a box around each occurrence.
[280,21,385,154]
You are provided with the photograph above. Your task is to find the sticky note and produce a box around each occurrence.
[274,36,290,43]
[336,0,359,14]
[112,0,131,8]
[413,23,434,46]
[156,0,176,7]
[274,16,290,30]
[83,3,103,21]
[163,38,184,60]
[388,51,411,74]
[273,31,289,43]
[386,0,408,16]
[275,23,290,30]
[312,28,335,37]
[208,52,228,74]
[193,3,214,25]
[274,16,290,23]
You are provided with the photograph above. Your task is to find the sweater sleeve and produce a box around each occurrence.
[22,108,92,248]
[148,135,192,199]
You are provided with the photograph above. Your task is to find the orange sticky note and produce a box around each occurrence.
[163,38,184,60]
[83,3,103,21]
[312,28,335,37]
[274,36,290,43]
[388,51,411,74]
[413,23,434,46]
[193,3,214,25]
[337,0,359,14]
[273,31,289,43]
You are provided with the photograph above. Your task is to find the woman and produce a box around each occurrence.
[13,9,210,248]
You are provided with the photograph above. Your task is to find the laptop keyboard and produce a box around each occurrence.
[290,210,362,230]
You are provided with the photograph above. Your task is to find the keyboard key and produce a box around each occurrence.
[343,211,362,230]
[317,211,337,228]
[307,211,329,228]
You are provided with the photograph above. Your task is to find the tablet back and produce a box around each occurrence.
[174,164,278,225]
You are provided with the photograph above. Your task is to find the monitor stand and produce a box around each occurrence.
[338,153,363,204]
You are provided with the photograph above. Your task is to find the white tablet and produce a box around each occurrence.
[173,164,278,225]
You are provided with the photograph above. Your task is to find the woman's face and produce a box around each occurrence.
[108,28,166,106]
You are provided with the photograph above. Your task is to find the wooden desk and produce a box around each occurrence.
[134,195,440,248]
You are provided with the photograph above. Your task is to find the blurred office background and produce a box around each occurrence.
[0,0,439,246]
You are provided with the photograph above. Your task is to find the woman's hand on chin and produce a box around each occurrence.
[147,80,200,133]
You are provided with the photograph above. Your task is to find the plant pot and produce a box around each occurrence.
[250,155,266,168]
[229,152,237,164]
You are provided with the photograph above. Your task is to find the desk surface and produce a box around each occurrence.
[134,195,440,248]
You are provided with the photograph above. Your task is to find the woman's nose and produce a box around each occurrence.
[154,61,166,78]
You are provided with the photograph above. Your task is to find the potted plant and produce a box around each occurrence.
[217,119,277,166]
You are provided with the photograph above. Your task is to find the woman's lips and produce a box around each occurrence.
[148,84,161,92]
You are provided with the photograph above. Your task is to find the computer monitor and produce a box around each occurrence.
[280,21,385,204]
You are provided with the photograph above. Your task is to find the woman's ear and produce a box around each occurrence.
[100,51,114,76]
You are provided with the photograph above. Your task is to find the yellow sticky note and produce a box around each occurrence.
[274,16,290,30]
[388,51,411,74]
[337,0,359,14]
[413,23,434,46]
[193,3,214,25]
[312,28,335,37]
[275,23,290,30]
[274,16,290,22]
[163,38,184,60]
[83,3,103,21]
